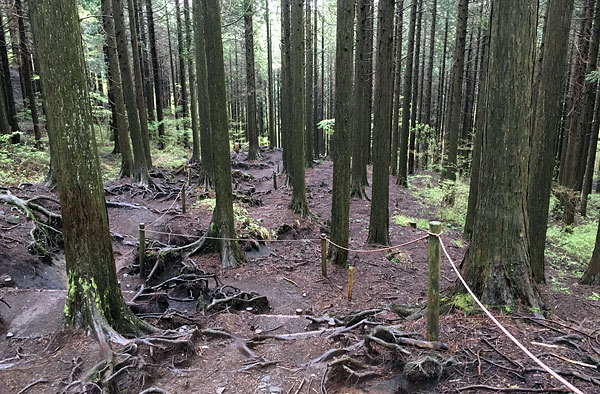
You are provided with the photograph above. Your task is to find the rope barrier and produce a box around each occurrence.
[144,228,320,243]
[437,236,584,394]
[325,234,428,253]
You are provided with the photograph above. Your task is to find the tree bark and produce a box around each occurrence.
[408,0,423,175]
[440,0,468,182]
[329,0,355,266]
[184,0,199,163]
[245,0,259,161]
[350,0,374,198]
[15,0,41,142]
[581,83,600,217]
[367,0,394,245]
[101,0,134,178]
[31,0,152,339]
[112,0,151,183]
[390,0,404,177]
[0,9,19,140]
[202,0,244,267]
[146,0,165,142]
[461,0,541,308]
[265,0,276,148]
[397,0,418,186]
[175,0,187,120]
[288,0,309,215]
[193,0,213,182]
[304,0,314,166]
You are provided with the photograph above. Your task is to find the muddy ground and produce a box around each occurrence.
[1,148,600,394]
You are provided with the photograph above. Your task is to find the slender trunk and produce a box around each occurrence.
[398,0,418,186]
[305,0,314,166]
[390,0,404,177]
[408,0,423,175]
[0,9,19,140]
[175,0,187,120]
[330,0,355,266]
[440,0,468,182]
[266,0,275,148]
[146,0,165,140]
[245,0,259,161]
[367,0,394,245]
[581,83,600,216]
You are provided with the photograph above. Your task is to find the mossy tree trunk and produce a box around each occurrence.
[350,0,373,198]
[440,0,468,183]
[527,0,574,283]
[245,0,260,161]
[460,0,541,309]
[202,0,244,267]
[193,0,213,183]
[367,0,394,246]
[101,0,134,178]
[397,0,417,186]
[112,0,151,184]
[31,0,153,341]
[329,0,355,266]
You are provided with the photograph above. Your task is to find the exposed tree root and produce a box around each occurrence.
[0,192,62,263]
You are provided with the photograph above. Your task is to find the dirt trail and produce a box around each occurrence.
[1,149,599,393]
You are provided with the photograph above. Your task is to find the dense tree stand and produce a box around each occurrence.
[31,0,154,340]
[458,0,541,309]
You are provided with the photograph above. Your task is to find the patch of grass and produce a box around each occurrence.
[450,293,477,315]
[0,133,50,185]
[588,292,600,301]
[393,214,429,230]
[550,277,572,295]
[407,177,469,229]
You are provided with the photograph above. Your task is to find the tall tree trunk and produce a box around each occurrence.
[390,0,404,177]
[15,0,41,142]
[305,0,314,166]
[408,0,422,175]
[435,16,449,154]
[31,0,152,339]
[281,0,291,173]
[166,3,178,127]
[288,0,309,215]
[464,25,488,238]
[440,0,468,182]
[422,0,436,127]
[265,0,276,148]
[367,0,394,245]
[193,0,213,183]
[102,0,134,178]
[350,0,374,198]
[329,0,355,266]
[313,0,319,158]
[138,3,154,122]
[202,0,244,267]
[184,0,199,163]
[581,84,600,217]
[112,0,151,183]
[0,9,19,141]
[175,0,187,120]
[129,0,153,167]
[245,0,259,161]
[398,0,418,186]
[461,0,541,308]
[146,0,165,142]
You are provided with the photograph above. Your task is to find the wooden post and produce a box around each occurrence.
[139,223,146,279]
[187,167,192,184]
[347,266,355,300]
[273,170,277,190]
[181,182,187,214]
[321,235,327,277]
[427,221,442,341]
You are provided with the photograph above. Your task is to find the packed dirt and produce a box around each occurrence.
[1,148,600,394]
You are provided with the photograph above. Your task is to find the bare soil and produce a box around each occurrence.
[1,148,600,394]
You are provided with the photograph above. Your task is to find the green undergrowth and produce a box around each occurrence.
[407,174,469,229]
[545,193,600,281]
[0,133,50,185]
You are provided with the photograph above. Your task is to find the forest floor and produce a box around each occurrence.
[1,146,600,394]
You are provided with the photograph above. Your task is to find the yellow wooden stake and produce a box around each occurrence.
[347,266,355,300]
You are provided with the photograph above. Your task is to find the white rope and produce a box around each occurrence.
[438,237,584,394]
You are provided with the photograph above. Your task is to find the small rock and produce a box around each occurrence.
[269,386,281,394]
[260,375,271,383]
[216,388,225,394]
[6,332,14,338]
[0,274,14,288]
[295,308,303,315]
[328,318,336,327]
[302,293,307,297]
[255,328,263,334]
